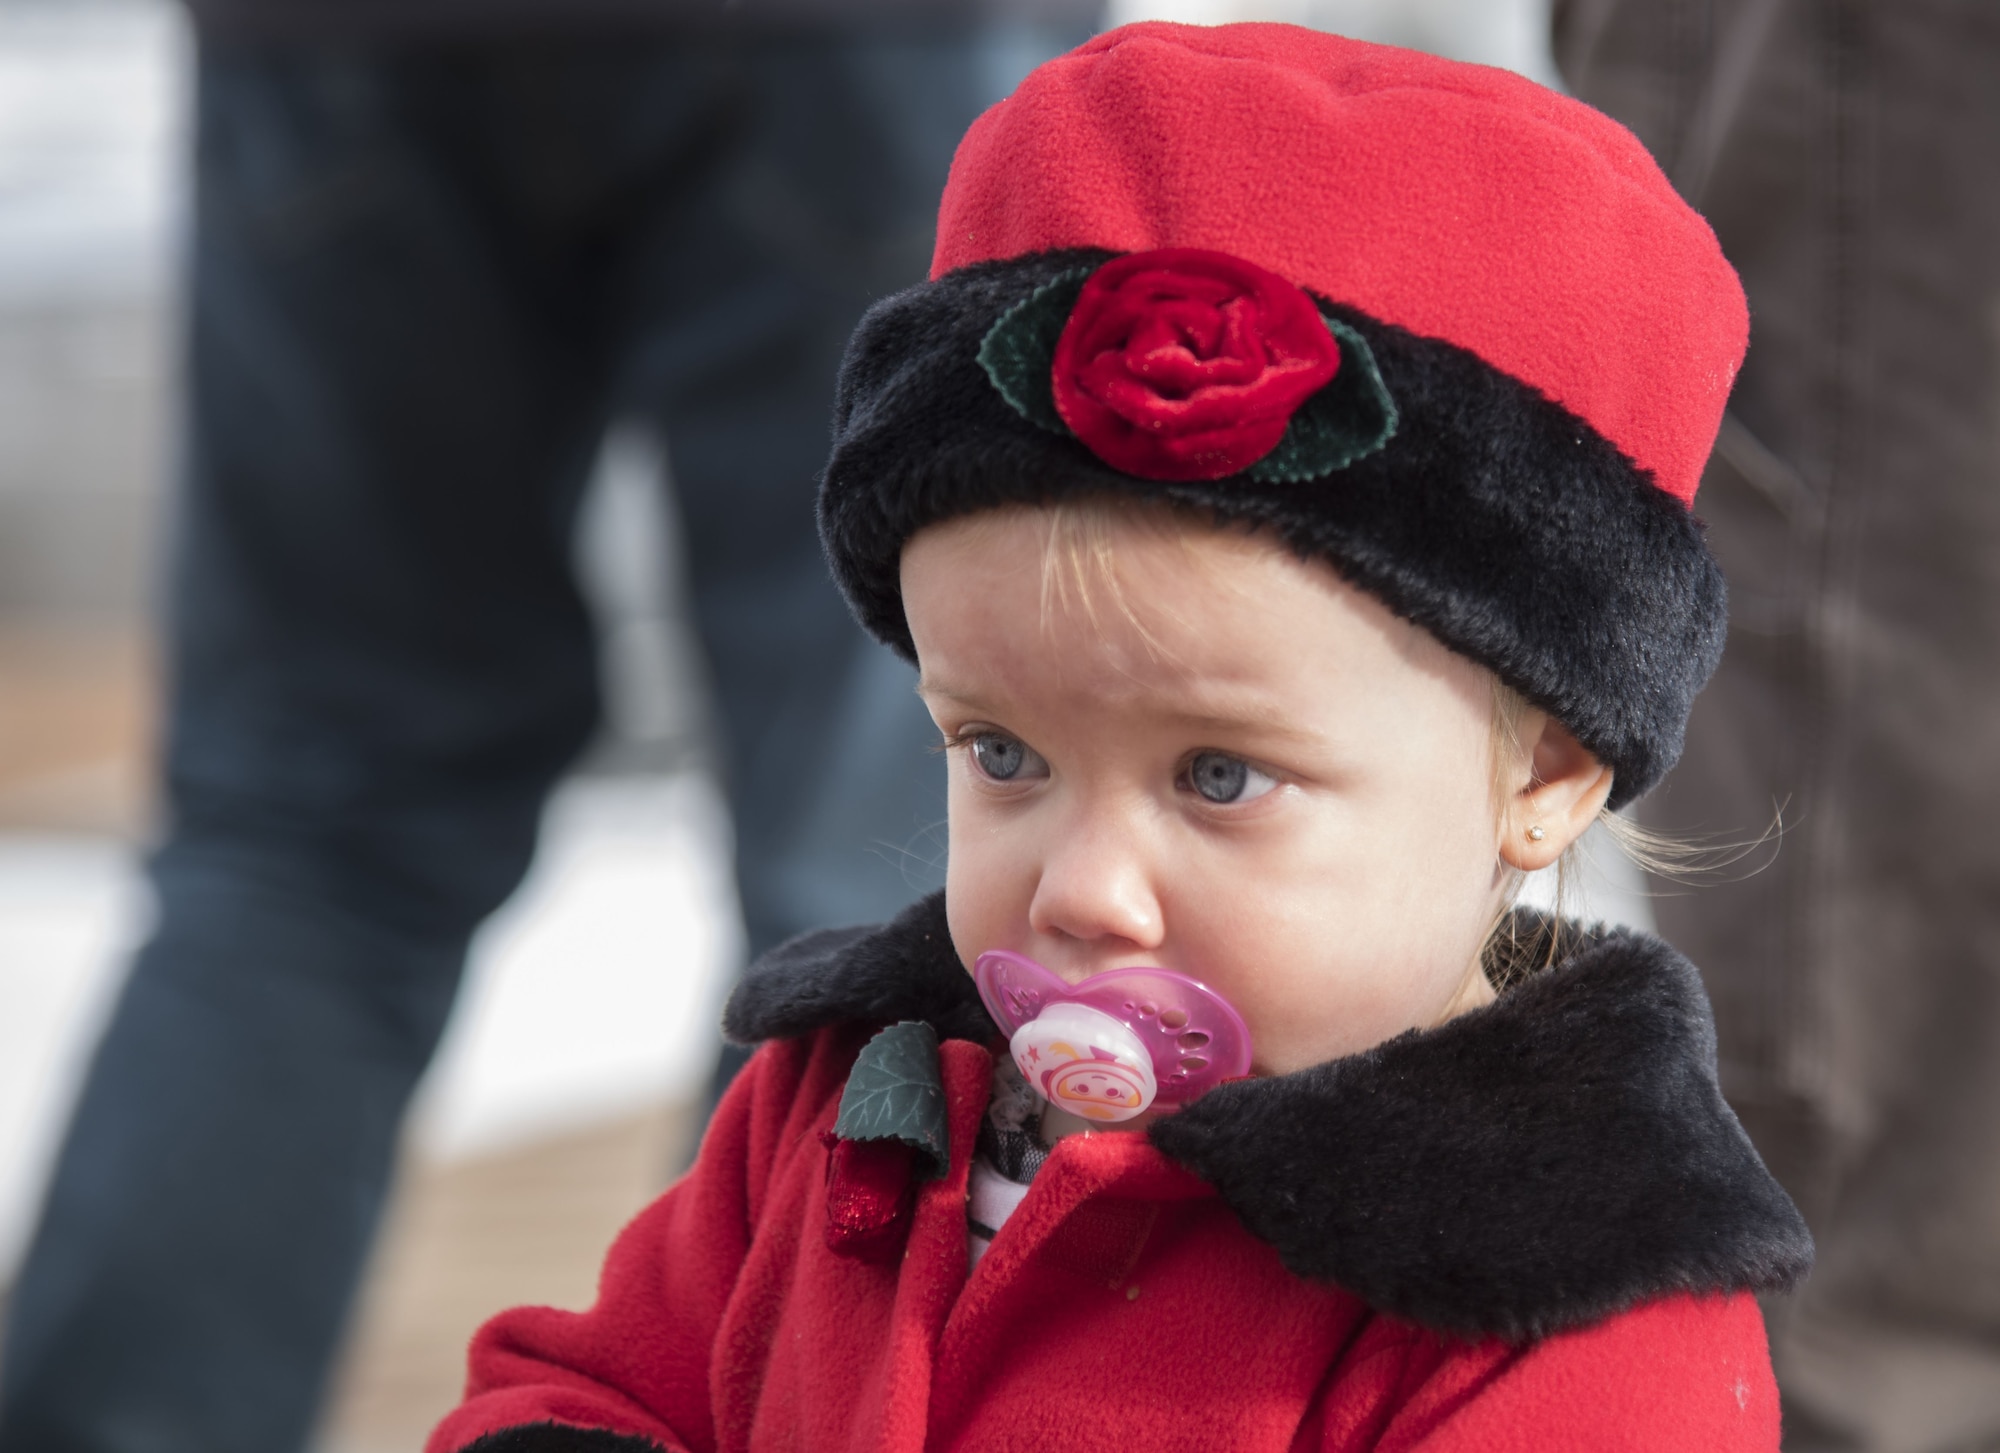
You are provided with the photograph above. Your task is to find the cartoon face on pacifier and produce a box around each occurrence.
[1048,1059,1150,1119]
[1009,1002,1159,1123]
[973,951,1254,1123]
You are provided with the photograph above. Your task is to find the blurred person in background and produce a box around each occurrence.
[1556,3,2000,1448]
[0,2,1091,1450]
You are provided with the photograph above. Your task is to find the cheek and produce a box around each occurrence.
[1186,784,1500,1072]
[1352,793,1502,997]
[942,773,1036,967]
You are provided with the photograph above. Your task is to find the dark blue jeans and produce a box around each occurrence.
[0,29,1061,1453]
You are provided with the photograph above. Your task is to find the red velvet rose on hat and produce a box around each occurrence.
[1050,249,1344,479]
[819,21,1744,808]
[982,247,1398,484]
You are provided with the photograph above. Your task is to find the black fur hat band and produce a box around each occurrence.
[817,249,1727,809]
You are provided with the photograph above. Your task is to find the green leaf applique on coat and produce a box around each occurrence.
[832,1020,949,1179]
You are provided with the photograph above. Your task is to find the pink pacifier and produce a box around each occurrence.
[973,951,1253,1123]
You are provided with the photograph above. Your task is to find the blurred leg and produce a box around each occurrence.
[651,33,1054,961]
[623,32,1081,1102]
[0,44,608,1453]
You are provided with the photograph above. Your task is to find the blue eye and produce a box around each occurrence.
[970,732,1043,782]
[1187,751,1278,804]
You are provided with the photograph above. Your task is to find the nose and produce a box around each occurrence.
[1025,797,1165,955]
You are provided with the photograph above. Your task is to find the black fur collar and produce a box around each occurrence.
[724,894,1812,1341]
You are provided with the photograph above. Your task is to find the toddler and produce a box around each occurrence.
[429,23,1811,1452]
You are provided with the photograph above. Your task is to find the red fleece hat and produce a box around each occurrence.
[818,23,1742,807]
[934,22,1745,507]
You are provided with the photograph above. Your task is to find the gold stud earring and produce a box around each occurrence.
[1526,824,1547,842]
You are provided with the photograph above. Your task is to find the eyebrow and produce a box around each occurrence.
[917,674,1319,744]
[914,675,987,708]
[1154,702,1321,744]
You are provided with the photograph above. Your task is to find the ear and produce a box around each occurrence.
[1497,712,1616,872]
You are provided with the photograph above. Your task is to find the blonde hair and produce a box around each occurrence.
[1035,494,1220,667]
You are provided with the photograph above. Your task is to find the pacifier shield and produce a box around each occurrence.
[974,950,1253,1116]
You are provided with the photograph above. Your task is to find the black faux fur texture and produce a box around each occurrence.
[459,1425,668,1453]
[722,893,992,1046]
[1149,922,1814,1341]
[819,250,1729,808]
[723,894,1812,1341]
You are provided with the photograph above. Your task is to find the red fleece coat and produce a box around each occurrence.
[429,1019,1783,1453]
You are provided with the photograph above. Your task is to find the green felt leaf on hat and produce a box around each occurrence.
[1246,316,1400,482]
[833,1020,949,1179]
[977,266,1094,435]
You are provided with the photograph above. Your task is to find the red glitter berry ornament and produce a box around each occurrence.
[1049,248,1342,481]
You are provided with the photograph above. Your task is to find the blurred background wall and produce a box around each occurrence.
[0,3,1579,1448]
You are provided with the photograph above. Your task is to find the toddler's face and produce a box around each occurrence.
[903,506,1515,1084]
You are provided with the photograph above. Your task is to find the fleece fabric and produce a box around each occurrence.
[429,897,1810,1453]
[932,23,1745,507]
